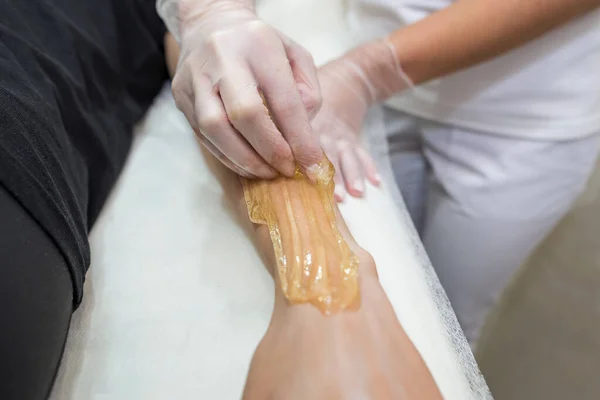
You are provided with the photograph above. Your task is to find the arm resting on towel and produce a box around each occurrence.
[165,33,443,400]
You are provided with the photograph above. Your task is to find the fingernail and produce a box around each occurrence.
[282,162,297,178]
[334,184,345,201]
[374,173,382,185]
[353,180,364,195]
[305,163,323,183]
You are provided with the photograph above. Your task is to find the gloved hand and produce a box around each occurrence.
[312,39,412,201]
[162,0,323,180]
[313,61,380,201]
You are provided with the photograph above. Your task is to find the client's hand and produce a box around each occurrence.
[242,253,442,400]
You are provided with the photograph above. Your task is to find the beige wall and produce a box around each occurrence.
[477,159,600,400]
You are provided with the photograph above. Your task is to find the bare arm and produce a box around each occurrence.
[166,33,443,400]
[312,0,600,201]
[206,142,442,400]
[338,0,600,102]
[394,0,600,85]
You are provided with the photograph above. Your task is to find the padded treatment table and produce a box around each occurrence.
[51,0,492,398]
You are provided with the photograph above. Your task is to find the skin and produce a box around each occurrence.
[386,0,600,85]
[316,0,600,200]
[209,151,442,400]
[166,34,443,399]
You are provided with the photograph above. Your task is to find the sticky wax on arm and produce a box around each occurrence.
[241,157,360,314]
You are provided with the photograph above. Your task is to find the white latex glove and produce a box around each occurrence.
[313,63,380,201]
[313,39,412,201]
[161,0,323,179]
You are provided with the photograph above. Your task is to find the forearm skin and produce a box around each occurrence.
[346,0,600,100]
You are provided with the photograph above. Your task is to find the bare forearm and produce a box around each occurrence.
[165,34,441,397]
[392,0,600,84]
[206,152,441,398]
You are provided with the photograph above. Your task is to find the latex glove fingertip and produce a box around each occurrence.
[334,184,346,202]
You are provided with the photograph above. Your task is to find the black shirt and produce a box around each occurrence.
[0,0,168,305]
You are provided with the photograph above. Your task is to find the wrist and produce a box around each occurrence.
[342,38,413,104]
[319,58,377,109]
[272,261,382,319]
[178,0,256,29]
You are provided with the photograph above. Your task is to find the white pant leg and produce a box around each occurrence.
[384,108,428,232]
[419,122,599,346]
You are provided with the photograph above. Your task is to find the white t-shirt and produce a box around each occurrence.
[346,0,600,140]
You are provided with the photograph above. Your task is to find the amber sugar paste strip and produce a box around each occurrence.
[241,157,360,314]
